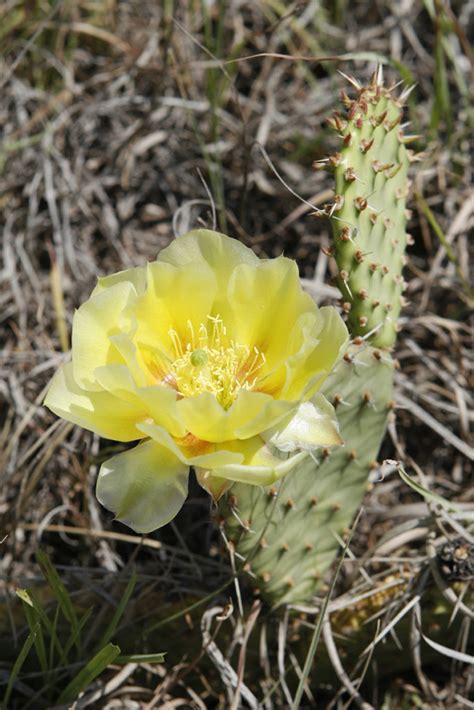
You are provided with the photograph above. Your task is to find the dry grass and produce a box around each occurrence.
[0,1,472,707]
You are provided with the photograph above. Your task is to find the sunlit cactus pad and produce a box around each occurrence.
[219,344,395,605]
[321,72,414,348]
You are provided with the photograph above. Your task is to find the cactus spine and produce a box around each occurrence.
[218,71,412,605]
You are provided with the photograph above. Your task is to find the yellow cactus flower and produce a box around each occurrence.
[44,230,348,533]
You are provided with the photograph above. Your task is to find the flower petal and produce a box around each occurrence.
[198,436,308,486]
[138,421,309,486]
[96,439,189,533]
[137,421,245,468]
[93,364,142,404]
[92,264,148,298]
[135,385,187,438]
[195,470,233,501]
[72,282,138,391]
[226,257,314,358]
[94,365,187,438]
[44,362,146,441]
[281,306,349,400]
[176,390,294,443]
[158,229,258,276]
[263,394,342,452]
[234,391,295,439]
[133,260,218,355]
[109,333,150,388]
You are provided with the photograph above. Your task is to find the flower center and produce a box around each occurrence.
[166,316,265,409]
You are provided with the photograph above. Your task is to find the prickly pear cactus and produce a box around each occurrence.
[324,69,413,348]
[218,71,412,605]
[220,345,394,604]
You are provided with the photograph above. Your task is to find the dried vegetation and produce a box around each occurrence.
[0,0,472,707]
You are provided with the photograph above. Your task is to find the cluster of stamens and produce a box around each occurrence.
[163,316,265,409]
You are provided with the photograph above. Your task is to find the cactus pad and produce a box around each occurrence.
[219,345,395,605]
[324,71,413,348]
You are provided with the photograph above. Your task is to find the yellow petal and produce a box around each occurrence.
[137,421,244,468]
[94,364,141,404]
[109,333,150,388]
[158,229,259,279]
[199,436,308,486]
[96,439,189,533]
[226,257,314,359]
[234,391,295,439]
[281,306,349,400]
[91,264,147,297]
[136,385,187,438]
[176,390,294,442]
[253,311,315,396]
[44,362,146,441]
[131,261,218,363]
[72,281,137,391]
[195,470,233,501]
[264,394,342,452]
[94,365,187,438]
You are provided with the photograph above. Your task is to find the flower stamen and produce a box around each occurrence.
[165,316,265,409]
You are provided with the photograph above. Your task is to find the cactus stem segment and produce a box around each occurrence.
[325,74,411,349]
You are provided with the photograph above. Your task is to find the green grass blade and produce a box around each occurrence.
[424,0,452,134]
[57,643,121,704]
[430,27,451,132]
[95,571,137,651]
[441,35,469,99]
[49,603,62,669]
[397,465,461,512]
[62,607,94,660]
[16,590,48,674]
[2,622,39,708]
[36,550,80,651]
[22,590,69,700]
[23,609,92,707]
[144,577,233,634]
[415,192,473,298]
[19,588,69,668]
